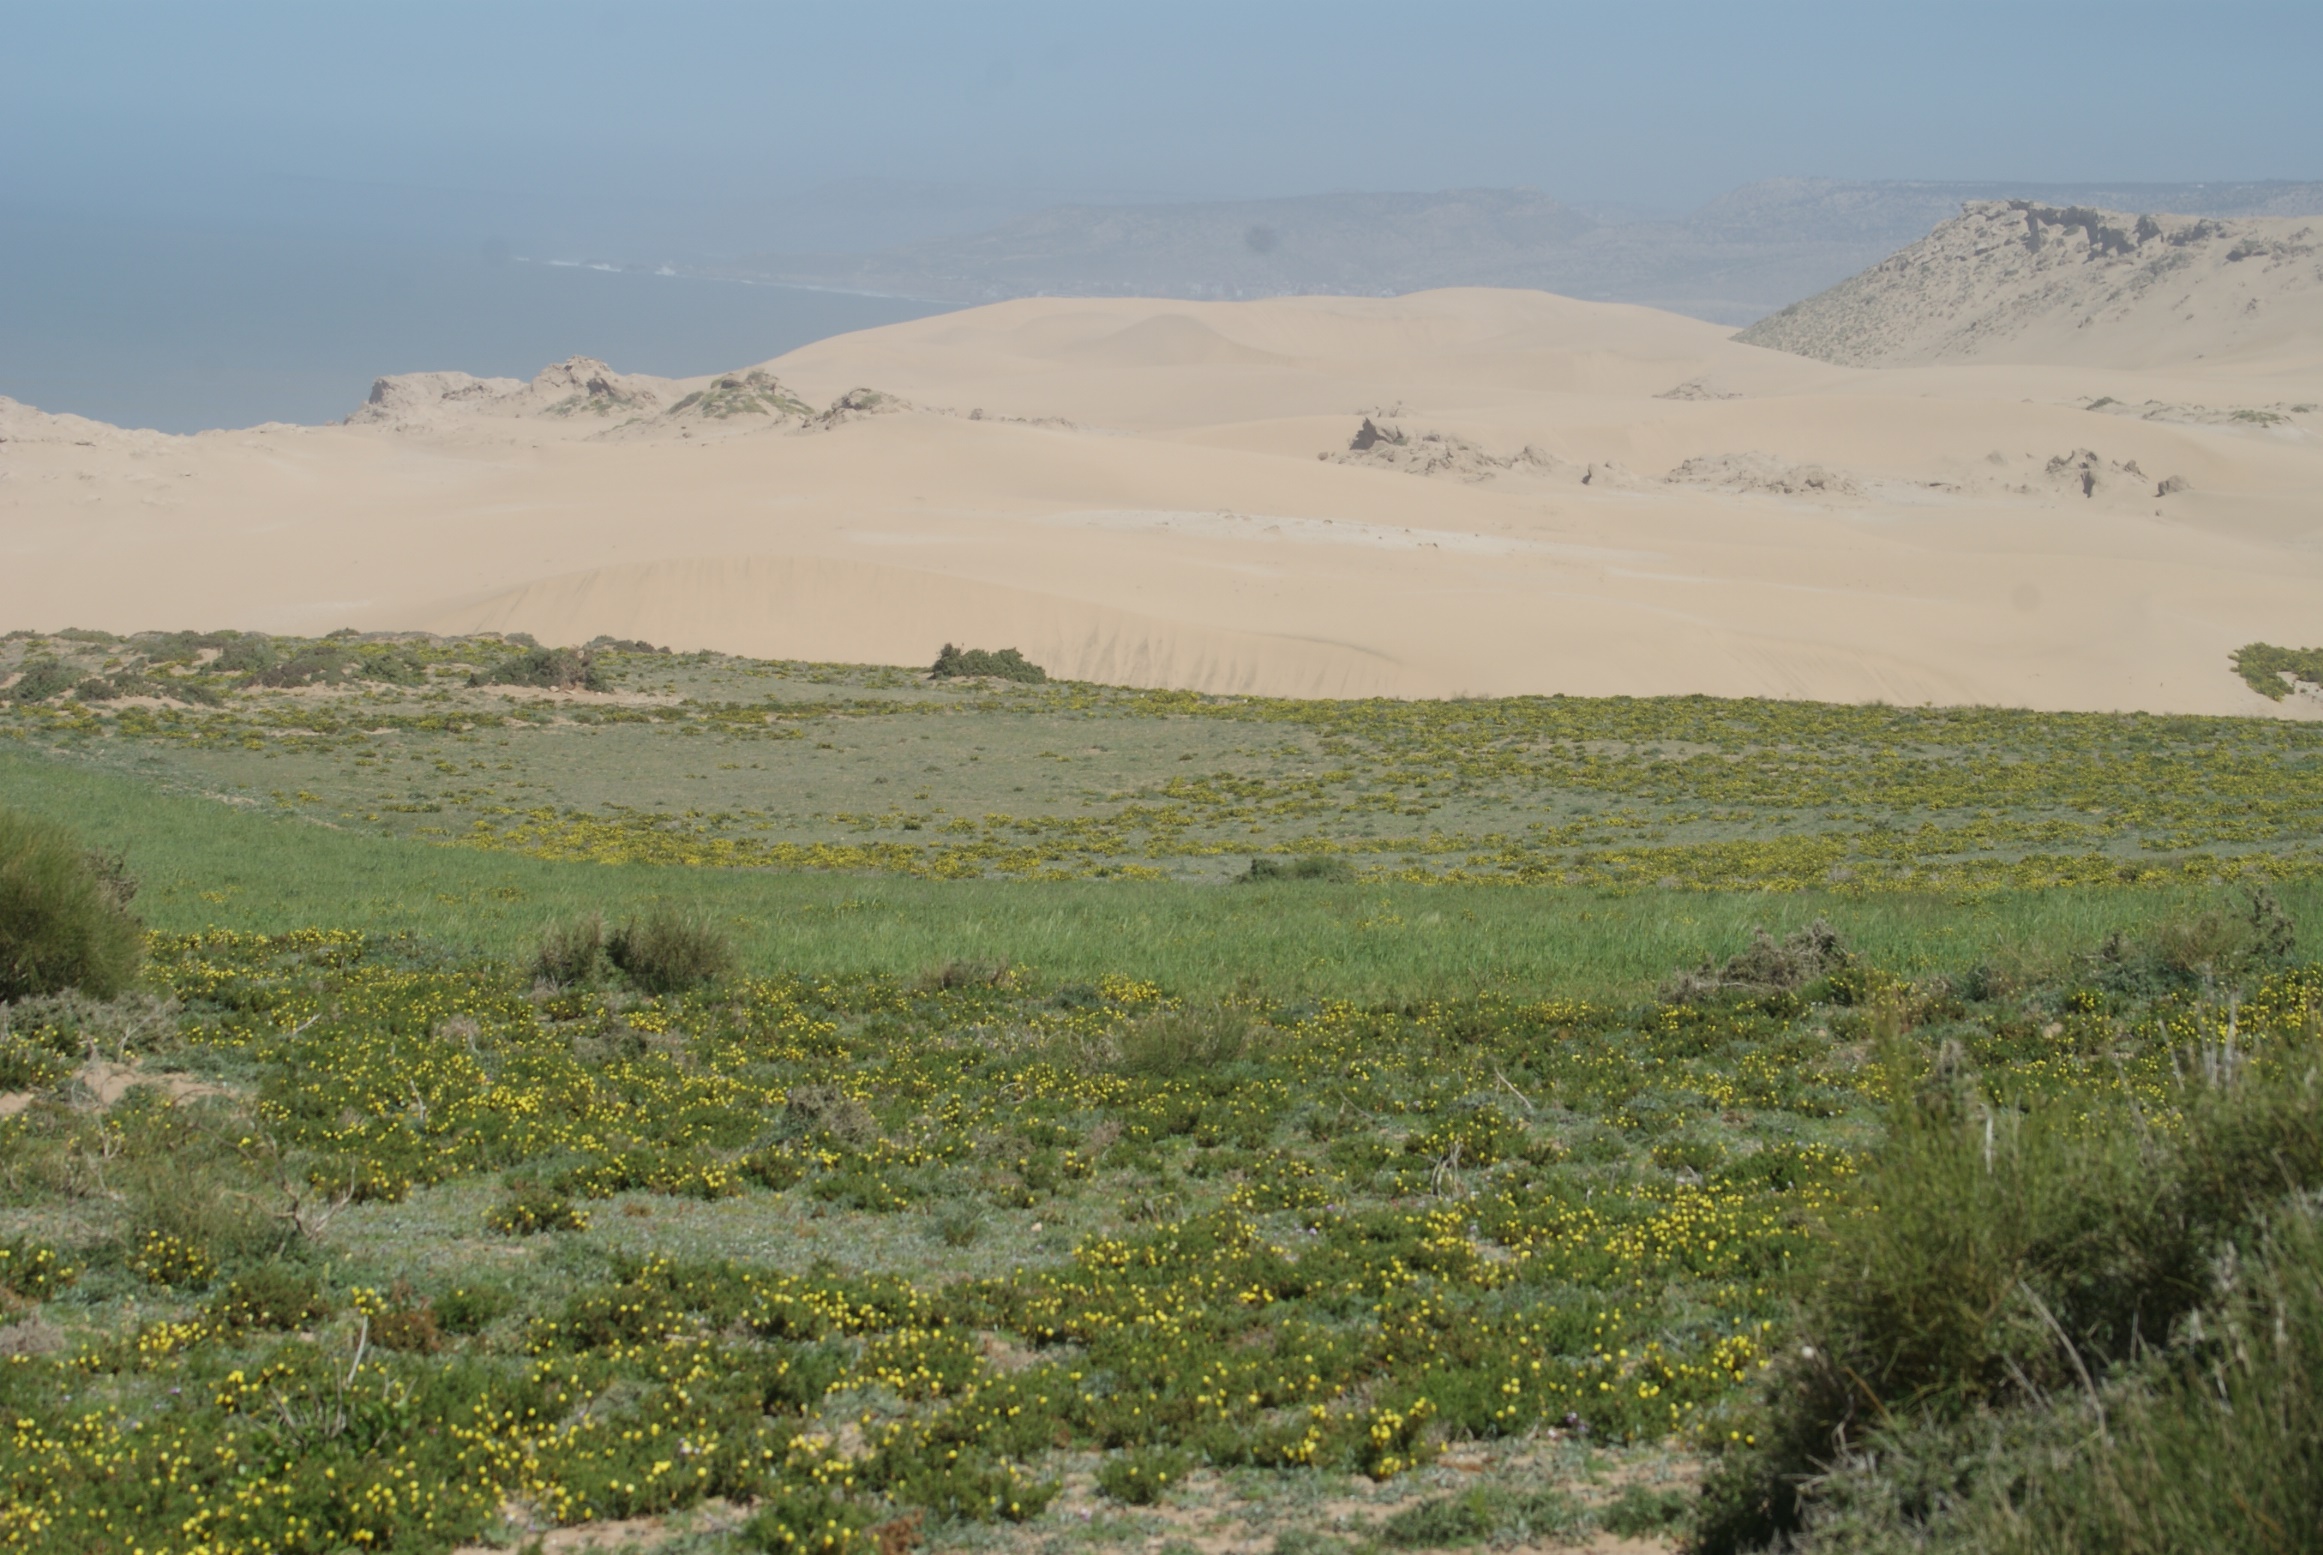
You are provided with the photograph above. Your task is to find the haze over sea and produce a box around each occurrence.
[0,209,950,433]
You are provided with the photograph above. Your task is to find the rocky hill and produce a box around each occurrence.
[1736,200,2323,367]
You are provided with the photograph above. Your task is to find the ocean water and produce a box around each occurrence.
[0,209,954,434]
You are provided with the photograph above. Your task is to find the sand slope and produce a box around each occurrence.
[2,270,2318,715]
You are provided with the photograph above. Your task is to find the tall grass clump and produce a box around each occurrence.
[1694,1011,2323,1553]
[1112,1004,1252,1078]
[605,905,735,994]
[532,913,605,988]
[0,807,143,1001]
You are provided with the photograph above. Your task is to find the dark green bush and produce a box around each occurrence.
[1693,1026,2323,1553]
[929,643,1047,683]
[2086,887,2296,997]
[741,1483,874,1552]
[432,1282,515,1335]
[248,645,352,688]
[1948,1200,2323,1554]
[213,636,279,675]
[605,905,734,994]
[1241,856,1356,883]
[0,808,143,1001]
[485,1183,589,1235]
[1094,1445,1191,1505]
[474,646,605,691]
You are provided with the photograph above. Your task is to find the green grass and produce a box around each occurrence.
[5,744,2313,1003]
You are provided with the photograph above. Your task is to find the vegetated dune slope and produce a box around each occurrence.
[1739,200,2323,368]
[2,225,2320,714]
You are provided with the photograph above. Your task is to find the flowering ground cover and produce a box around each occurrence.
[3,629,2320,1552]
[5,630,2319,894]
[2,914,2315,1554]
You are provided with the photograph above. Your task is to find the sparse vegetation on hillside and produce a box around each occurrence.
[929,642,1047,683]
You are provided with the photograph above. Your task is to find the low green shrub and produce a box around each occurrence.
[208,1265,330,1330]
[741,1483,875,1552]
[129,1229,217,1289]
[1094,1445,1191,1505]
[1380,1486,1585,1546]
[0,807,143,1001]
[1241,856,1356,883]
[929,643,1046,683]
[0,1236,77,1300]
[606,905,734,994]
[485,1182,589,1235]
[1600,1484,1693,1537]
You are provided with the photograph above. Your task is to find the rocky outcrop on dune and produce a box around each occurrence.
[1737,200,2323,367]
[1325,417,1569,482]
[349,359,881,438]
[349,357,682,428]
[1665,452,1859,498]
[665,370,815,423]
[812,387,912,430]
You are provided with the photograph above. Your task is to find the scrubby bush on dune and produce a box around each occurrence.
[471,644,606,692]
[929,643,1047,683]
[2231,640,2323,699]
[0,807,142,1001]
[5,660,78,704]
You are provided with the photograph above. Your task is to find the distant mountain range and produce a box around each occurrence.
[686,179,2323,325]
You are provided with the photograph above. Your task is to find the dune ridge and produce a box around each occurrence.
[3,220,2319,717]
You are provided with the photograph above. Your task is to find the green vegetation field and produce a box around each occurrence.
[1,629,2319,1555]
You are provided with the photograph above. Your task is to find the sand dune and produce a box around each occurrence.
[3,241,2319,714]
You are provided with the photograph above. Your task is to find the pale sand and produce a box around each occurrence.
[2,285,2318,714]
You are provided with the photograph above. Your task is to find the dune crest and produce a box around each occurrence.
[3,263,2319,716]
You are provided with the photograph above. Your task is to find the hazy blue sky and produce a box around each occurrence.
[6,1,2318,255]
[6,1,2318,429]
